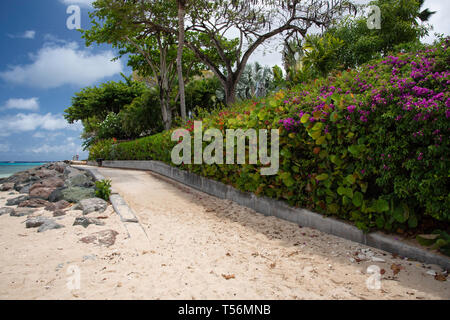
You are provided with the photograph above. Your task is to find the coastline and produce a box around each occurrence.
[0,162,50,179]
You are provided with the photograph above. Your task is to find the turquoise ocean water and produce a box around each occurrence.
[0,162,47,179]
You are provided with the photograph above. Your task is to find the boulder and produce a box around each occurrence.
[73,216,105,228]
[76,198,108,215]
[48,188,64,202]
[26,216,52,228]
[63,166,84,178]
[35,169,57,179]
[45,200,70,211]
[53,210,66,217]
[10,208,35,217]
[29,187,55,200]
[0,207,14,216]
[65,174,94,188]
[18,198,51,208]
[7,171,32,185]
[54,162,68,174]
[0,182,15,191]
[61,187,95,203]
[18,183,32,194]
[80,229,118,247]
[6,195,29,206]
[29,177,64,192]
[38,221,64,232]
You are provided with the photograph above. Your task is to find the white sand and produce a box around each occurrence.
[0,166,448,299]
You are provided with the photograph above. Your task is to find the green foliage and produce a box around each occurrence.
[185,76,224,115]
[89,39,450,235]
[416,231,450,256]
[88,139,114,161]
[327,0,433,69]
[64,77,147,124]
[120,88,164,138]
[97,112,125,140]
[95,179,112,201]
[301,34,345,77]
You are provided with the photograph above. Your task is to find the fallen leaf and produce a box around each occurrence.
[222,274,235,280]
[434,274,447,282]
[391,263,404,276]
[288,251,299,257]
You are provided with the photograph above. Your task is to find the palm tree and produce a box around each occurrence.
[236,62,274,100]
[417,0,436,22]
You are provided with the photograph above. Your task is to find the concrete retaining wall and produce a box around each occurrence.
[99,160,449,269]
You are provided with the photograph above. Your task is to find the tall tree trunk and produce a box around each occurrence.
[224,78,237,105]
[177,0,187,121]
[159,83,172,130]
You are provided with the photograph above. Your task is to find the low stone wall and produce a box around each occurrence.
[98,160,449,269]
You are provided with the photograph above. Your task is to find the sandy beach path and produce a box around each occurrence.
[0,166,448,299]
[94,166,449,299]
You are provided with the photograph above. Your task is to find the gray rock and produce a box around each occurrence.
[73,216,105,228]
[53,210,66,217]
[82,254,97,262]
[48,188,64,202]
[6,195,29,206]
[77,198,108,215]
[35,168,56,179]
[37,221,64,232]
[0,182,15,191]
[0,207,14,216]
[65,174,94,188]
[10,208,35,217]
[8,171,32,185]
[80,229,118,247]
[63,166,84,178]
[18,184,32,194]
[61,187,96,203]
[26,216,52,228]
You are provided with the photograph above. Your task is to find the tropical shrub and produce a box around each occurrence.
[95,179,112,201]
[89,39,449,236]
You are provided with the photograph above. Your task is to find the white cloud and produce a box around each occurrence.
[32,141,82,155]
[59,0,94,8]
[422,0,450,43]
[0,144,10,153]
[23,30,36,39]
[8,30,36,39]
[0,113,82,136]
[0,42,123,88]
[2,97,39,111]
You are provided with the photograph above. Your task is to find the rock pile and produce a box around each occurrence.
[0,162,97,208]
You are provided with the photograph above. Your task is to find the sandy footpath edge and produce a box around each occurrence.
[0,167,449,299]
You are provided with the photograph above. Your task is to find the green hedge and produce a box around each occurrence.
[90,39,449,234]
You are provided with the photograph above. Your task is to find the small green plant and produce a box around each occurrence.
[95,179,112,201]
[416,231,450,257]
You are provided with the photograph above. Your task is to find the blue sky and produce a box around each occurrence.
[0,0,129,161]
[0,0,448,161]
